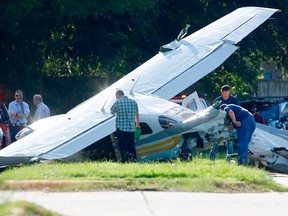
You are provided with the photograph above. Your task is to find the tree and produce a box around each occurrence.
[198,0,288,100]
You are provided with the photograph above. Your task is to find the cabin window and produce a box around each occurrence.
[188,99,197,111]
[139,122,153,135]
[158,115,178,129]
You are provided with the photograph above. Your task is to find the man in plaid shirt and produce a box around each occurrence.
[111,90,140,162]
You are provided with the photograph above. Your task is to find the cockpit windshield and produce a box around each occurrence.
[164,106,196,120]
[158,106,195,129]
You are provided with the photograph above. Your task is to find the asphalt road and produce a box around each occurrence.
[1,174,288,216]
[1,191,288,216]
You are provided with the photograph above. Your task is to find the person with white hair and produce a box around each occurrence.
[33,94,50,122]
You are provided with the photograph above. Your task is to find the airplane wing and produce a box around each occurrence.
[109,7,279,100]
[0,7,279,166]
[250,123,288,156]
[0,108,116,166]
[249,123,288,173]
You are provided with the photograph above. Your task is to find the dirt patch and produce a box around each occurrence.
[214,181,259,192]
[1,180,119,191]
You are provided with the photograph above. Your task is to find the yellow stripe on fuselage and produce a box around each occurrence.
[114,136,181,158]
[137,136,181,156]
[137,136,180,152]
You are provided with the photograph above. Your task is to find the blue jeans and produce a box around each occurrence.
[237,116,256,165]
[210,140,233,161]
[116,128,137,162]
[10,125,24,143]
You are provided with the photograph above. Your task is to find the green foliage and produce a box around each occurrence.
[0,201,61,216]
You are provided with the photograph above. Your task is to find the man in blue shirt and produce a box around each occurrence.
[220,104,256,165]
[8,89,30,143]
[111,90,140,162]
[214,85,240,105]
[210,85,240,161]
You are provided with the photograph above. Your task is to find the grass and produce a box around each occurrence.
[0,157,287,192]
[0,201,62,216]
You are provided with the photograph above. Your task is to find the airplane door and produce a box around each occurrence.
[182,91,203,112]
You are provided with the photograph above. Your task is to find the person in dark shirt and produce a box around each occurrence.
[8,90,30,143]
[248,103,265,124]
[214,85,240,106]
[210,85,240,161]
[220,104,256,165]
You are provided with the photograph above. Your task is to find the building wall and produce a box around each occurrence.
[258,80,288,97]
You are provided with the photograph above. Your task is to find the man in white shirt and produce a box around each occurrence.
[33,94,50,122]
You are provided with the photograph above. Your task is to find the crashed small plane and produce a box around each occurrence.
[1,6,288,173]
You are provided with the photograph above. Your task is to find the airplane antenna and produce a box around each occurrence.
[129,76,141,96]
[177,24,190,41]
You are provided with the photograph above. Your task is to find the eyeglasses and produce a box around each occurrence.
[15,95,19,97]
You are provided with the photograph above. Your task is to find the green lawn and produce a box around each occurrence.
[0,201,62,216]
[0,158,286,192]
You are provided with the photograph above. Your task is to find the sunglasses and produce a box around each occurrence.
[15,94,19,97]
